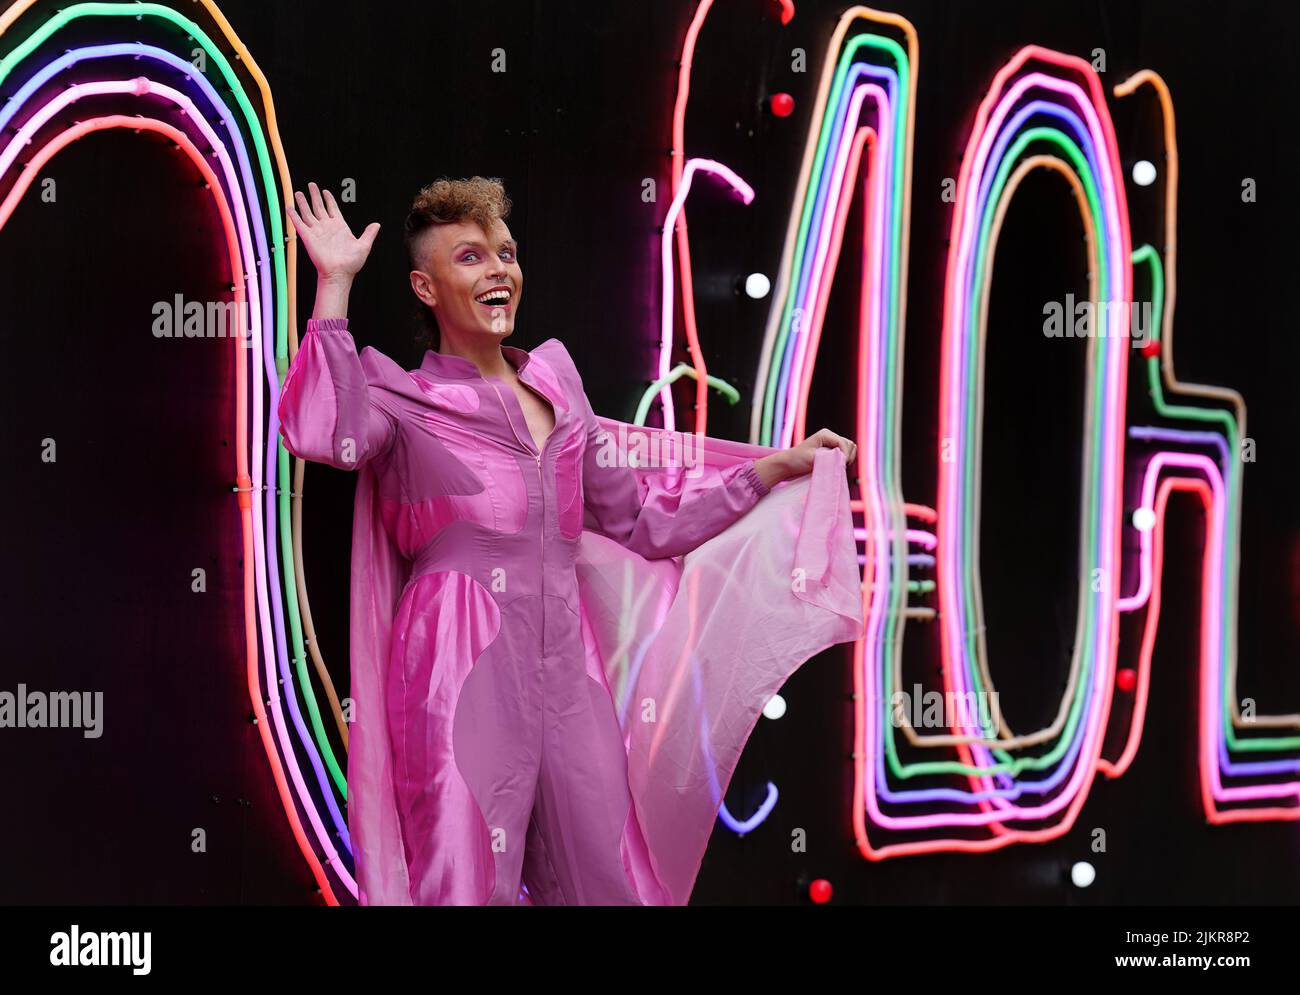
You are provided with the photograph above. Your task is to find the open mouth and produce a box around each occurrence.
[474,287,512,312]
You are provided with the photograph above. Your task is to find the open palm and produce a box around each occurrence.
[288,181,380,280]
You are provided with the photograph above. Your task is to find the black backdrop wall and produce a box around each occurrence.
[1,0,1296,904]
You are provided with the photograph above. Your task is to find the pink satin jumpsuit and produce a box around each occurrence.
[277,317,772,905]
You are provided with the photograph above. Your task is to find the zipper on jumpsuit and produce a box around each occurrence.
[487,377,550,725]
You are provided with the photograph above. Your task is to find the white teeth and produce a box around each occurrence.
[475,290,511,305]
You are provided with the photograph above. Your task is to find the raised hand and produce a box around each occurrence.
[288,181,380,282]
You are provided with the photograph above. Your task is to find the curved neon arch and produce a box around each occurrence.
[0,0,353,903]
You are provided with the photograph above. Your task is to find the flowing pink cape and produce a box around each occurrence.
[347,416,864,905]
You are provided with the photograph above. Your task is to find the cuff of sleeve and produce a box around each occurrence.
[741,458,772,497]
[306,317,350,333]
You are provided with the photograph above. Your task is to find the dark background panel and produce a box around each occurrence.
[0,0,1295,904]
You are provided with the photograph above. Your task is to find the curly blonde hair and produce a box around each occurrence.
[405,176,513,351]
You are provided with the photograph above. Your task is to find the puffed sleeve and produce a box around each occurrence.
[277,317,400,471]
[568,358,771,561]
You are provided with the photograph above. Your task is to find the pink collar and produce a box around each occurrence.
[420,343,532,380]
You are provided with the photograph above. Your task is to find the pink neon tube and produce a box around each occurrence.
[5,80,356,887]
[938,58,1127,775]
[0,103,352,896]
[791,125,876,445]
[658,157,753,433]
[786,83,891,449]
[0,112,342,897]
[863,52,1130,845]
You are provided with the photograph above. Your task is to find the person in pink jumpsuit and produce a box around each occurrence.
[278,178,862,905]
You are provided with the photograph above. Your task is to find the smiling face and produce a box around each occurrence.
[408,217,523,345]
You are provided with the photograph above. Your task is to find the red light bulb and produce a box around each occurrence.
[769,92,796,118]
[770,0,796,26]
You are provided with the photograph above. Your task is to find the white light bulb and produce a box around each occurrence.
[1132,507,1156,533]
[762,693,787,720]
[1132,160,1157,187]
[745,273,771,299]
[1071,860,1096,888]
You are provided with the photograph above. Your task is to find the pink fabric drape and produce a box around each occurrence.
[346,413,863,905]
